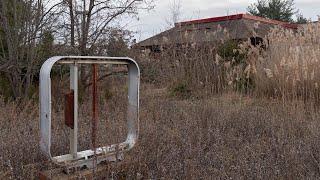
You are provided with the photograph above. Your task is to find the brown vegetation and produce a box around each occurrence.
[0,3,320,178]
[254,23,320,105]
[1,82,320,179]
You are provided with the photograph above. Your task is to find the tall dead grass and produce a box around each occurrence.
[136,42,250,97]
[2,22,320,179]
[252,22,320,105]
[137,22,320,104]
[2,85,320,179]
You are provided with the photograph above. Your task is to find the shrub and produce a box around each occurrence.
[169,80,191,98]
[0,74,13,101]
[218,40,255,94]
[217,39,245,64]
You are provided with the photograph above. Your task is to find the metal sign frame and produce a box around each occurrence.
[39,56,140,169]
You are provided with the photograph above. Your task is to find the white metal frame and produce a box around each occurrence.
[39,56,140,169]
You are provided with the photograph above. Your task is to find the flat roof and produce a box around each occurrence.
[176,14,298,29]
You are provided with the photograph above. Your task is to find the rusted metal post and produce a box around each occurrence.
[92,64,98,170]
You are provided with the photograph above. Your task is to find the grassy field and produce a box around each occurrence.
[1,82,320,179]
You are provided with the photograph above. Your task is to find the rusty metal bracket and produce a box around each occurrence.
[64,90,74,129]
[39,56,140,170]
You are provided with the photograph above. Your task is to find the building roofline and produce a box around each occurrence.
[175,13,298,29]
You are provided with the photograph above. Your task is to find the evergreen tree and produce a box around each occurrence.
[296,13,308,24]
[247,0,297,22]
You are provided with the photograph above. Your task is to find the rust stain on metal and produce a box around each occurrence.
[65,90,74,129]
[92,65,98,149]
[92,64,98,171]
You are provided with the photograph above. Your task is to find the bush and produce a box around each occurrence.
[140,62,159,83]
[169,81,191,98]
[217,40,245,64]
[217,40,254,93]
[0,74,13,101]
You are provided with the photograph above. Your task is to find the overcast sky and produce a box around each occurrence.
[123,0,320,41]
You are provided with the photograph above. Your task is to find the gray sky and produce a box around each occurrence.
[124,0,320,41]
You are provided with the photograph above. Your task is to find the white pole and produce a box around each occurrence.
[70,64,78,158]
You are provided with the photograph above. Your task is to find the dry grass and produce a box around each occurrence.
[243,22,320,104]
[127,90,320,179]
[136,22,320,103]
[135,35,254,98]
[1,81,320,179]
[1,22,320,179]
[136,44,232,96]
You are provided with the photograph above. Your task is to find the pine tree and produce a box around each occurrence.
[247,0,297,22]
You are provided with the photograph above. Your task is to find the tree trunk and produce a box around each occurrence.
[68,0,75,47]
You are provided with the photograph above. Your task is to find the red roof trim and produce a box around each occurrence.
[178,14,244,26]
[176,13,298,29]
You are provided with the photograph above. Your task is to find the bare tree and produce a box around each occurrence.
[0,0,154,99]
[165,0,182,28]
[59,0,154,55]
[0,0,61,99]
[58,0,154,84]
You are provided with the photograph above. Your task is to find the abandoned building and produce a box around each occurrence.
[134,13,299,52]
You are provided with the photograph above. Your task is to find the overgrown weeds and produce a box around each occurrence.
[169,80,191,99]
[137,22,320,104]
[253,23,320,105]
[2,85,320,179]
[1,22,320,179]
